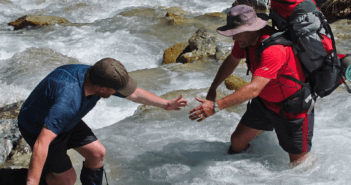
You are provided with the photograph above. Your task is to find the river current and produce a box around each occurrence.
[1,0,351,184]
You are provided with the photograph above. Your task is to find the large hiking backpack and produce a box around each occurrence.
[254,0,351,98]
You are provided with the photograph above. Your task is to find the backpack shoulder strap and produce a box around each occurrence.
[256,31,294,63]
[255,31,308,88]
[245,47,250,75]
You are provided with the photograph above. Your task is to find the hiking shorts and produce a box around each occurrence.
[19,120,98,173]
[240,97,314,154]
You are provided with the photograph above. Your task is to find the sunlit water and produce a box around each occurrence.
[1,0,351,184]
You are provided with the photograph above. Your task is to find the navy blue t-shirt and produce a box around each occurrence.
[18,64,125,134]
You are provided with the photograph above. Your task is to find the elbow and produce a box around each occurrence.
[247,85,261,98]
[252,89,261,98]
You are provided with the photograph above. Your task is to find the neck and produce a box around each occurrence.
[250,30,261,47]
[84,76,97,97]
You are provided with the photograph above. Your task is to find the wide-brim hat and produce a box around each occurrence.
[87,58,137,97]
[217,5,268,37]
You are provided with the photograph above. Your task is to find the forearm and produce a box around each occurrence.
[126,88,168,108]
[27,142,49,185]
[216,82,260,110]
[210,55,240,90]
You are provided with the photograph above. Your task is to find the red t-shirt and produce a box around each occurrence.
[232,26,306,119]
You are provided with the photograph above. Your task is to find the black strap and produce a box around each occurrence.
[256,31,294,63]
[245,47,250,75]
[280,74,309,87]
[103,167,109,185]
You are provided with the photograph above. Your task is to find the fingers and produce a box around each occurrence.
[176,95,183,101]
[195,97,205,103]
[189,105,201,114]
[189,110,208,122]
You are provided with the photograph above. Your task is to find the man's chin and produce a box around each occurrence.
[239,44,246,49]
[100,95,111,99]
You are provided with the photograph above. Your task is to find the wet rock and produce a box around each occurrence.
[162,42,190,64]
[165,7,188,25]
[6,137,31,168]
[0,119,23,165]
[225,75,249,91]
[232,0,270,11]
[0,101,24,120]
[0,102,31,168]
[120,7,165,18]
[203,12,227,20]
[0,0,13,4]
[318,0,351,23]
[165,7,188,17]
[177,27,218,63]
[216,42,234,60]
[2,47,79,86]
[8,15,70,30]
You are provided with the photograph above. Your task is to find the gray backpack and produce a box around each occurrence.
[254,0,351,98]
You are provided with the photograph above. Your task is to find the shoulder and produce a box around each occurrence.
[47,64,89,87]
[259,26,277,42]
[261,44,287,60]
[45,66,86,101]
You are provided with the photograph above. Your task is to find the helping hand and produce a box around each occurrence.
[164,95,188,111]
[189,97,215,122]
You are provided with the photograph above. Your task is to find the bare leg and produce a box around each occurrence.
[289,152,309,166]
[46,167,77,185]
[75,140,106,169]
[230,123,263,152]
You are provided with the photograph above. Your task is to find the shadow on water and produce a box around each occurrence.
[108,134,289,185]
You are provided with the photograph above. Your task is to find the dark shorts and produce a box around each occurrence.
[240,97,314,154]
[19,120,98,173]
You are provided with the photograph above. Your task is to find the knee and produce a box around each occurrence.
[92,146,105,161]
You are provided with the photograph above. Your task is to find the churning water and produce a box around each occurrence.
[1,0,351,184]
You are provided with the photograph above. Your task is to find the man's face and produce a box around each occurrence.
[232,32,253,49]
[95,87,116,98]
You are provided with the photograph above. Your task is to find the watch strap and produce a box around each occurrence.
[213,101,220,112]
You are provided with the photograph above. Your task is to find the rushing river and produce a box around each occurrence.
[1,0,351,184]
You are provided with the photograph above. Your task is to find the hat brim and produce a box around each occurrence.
[86,66,137,97]
[115,76,137,97]
[217,17,268,37]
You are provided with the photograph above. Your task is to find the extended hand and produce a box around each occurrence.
[164,95,188,110]
[189,97,215,122]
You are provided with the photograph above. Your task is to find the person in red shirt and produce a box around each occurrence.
[189,5,314,165]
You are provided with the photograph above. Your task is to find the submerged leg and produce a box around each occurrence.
[229,123,262,154]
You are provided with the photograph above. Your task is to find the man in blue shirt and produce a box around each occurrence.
[18,58,188,185]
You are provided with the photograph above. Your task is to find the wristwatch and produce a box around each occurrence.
[213,101,220,113]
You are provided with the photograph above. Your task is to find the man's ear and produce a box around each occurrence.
[99,87,107,93]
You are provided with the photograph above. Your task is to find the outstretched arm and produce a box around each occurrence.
[126,87,188,110]
[27,125,57,185]
[207,54,241,101]
[189,75,270,122]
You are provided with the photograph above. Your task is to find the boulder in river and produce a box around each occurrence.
[162,42,190,65]
[8,15,70,30]
[177,27,218,63]
[225,74,249,91]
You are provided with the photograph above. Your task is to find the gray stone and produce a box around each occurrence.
[177,27,218,63]
[0,119,21,165]
[216,42,234,60]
